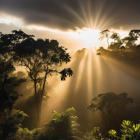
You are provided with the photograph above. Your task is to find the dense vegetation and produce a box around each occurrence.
[98,29,140,70]
[1,30,140,140]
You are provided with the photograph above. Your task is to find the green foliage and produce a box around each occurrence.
[14,127,45,140]
[44,107,81,140]
[84,127,103,140]
[2,30,73,125]
[120,120,140,140]
[108,130,119,140]
[106,120,140,140]
[108,129,117,137]
[0,45,27,140]
[0,109,28,140]
[91,127,103,140]
[12,108,81,140]
[0,60,26,118]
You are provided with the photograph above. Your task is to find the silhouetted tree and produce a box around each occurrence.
[110,32,121,43]
[122,36,137,48]
[99,29,110,47]
[87,92,133,132]
[11,30,73,126]
[0,61,26,123]
[121,30,140,48]
[129,30,140,39]
[0,58,27,139]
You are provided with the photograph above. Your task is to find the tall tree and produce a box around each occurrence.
[0,31,26,122]
[108,32,122,50]
[121,30,140,48]
[129,30,140,46]
[99,29,110,47]
[110,32,121,43]
[0,57,27,140]
[11,30,73,126]
[87,92,133,132]
[121,36,136,48]
[129,30,140,39]
[0,62,26,123]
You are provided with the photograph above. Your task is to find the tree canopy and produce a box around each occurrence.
[87,92,133,131]
[99,29,110,47]
[0,30,73,126]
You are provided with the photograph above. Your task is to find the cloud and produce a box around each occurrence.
[0,0,140,31]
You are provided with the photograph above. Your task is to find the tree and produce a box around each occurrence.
[0,31,27,124]
[110,32,121,43]
[0,57,27,139]
[129,30,140,39]
[99,29,110,47]
[0,29,34,56]
[11,30,73,126]
[0,61,26,122]
[109,32,122,50]
[121,30,140,49]
[87,92,133,132]
[121,36,137,48]
[0,109,28,140]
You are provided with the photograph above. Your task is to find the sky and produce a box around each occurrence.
[0,0,140,51]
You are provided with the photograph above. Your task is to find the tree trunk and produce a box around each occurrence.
[40,72,47,106]
[34,72,48,127]
[38,72,48,127]
[34,80,40,127]
[107,37,109,47]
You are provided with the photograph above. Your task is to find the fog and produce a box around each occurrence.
[23,47,139,132]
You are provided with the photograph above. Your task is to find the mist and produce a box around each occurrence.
[36,48,140,131]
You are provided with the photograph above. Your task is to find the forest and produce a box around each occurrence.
[1,29,140,140]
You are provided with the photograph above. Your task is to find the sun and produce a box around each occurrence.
[68,28,100,48]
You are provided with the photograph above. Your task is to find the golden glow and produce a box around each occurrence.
[110,29,129,39]
[68,28,100,48]
[26,25,102,49]
[27,25,60,33]
[98,29,130,49]
[74,50,88,93]
[0,13,23,27]
[2,13,140,50]
[91,48,101,94]
[86,48,93,101]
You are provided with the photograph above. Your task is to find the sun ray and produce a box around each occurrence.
[62,5,87,27]
[74,50,88,93]
[91,48,102,94]
[86,49,93,102]
[78,0,91,28]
